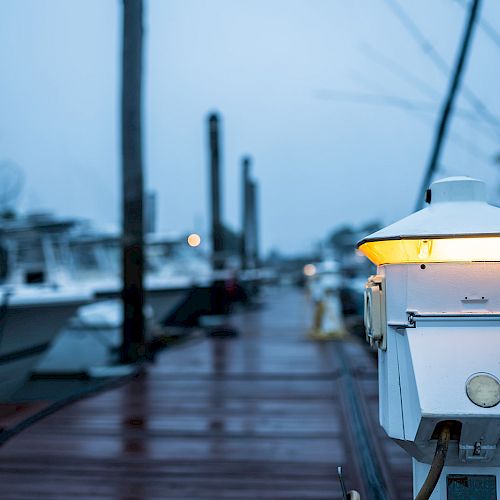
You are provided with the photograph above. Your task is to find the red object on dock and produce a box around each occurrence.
[0,402,52,432]
[0,288,412,499]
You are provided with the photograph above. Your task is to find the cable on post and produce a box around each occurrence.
[415,421,453,500]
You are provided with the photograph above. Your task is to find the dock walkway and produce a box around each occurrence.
[0,287,412,499]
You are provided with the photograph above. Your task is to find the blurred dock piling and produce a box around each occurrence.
[249,179,259,268]
[120,0,146,364]
[240,156,251,271]
[208,113,224,272]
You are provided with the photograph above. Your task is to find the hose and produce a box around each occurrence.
[415,422,452,500]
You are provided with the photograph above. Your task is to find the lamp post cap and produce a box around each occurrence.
[430,176,486,204]
[358,176,497,244]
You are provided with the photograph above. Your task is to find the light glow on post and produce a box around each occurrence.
[303,264,317,277]
[187,233,201,247]
[358,236,500,265]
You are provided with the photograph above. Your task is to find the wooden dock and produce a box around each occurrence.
[0,287,412,499]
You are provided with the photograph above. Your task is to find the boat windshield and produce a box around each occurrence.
[147,241,186,272]
[70,239,120,277]
[71,242,100,271]
[14,237,47,283]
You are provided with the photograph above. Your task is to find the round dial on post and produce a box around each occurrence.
[466,373,500,408]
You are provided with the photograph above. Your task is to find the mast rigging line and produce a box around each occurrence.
[382,0,500,139]
[356,43,500,143]
[317,89,478,121]
[415,0,482,210]
[316,88,493,166]
[360,42,440,101]
[454,0,500,50]
[352,74,495,162]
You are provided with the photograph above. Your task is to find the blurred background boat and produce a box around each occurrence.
[0,211,216,378]
[0,286,90,397]
[0,212,92,396]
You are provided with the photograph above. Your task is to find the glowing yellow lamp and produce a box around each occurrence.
[303,263,317,277]
[187,233,201,247]
[357,177,500,265]
[358,236,500,265]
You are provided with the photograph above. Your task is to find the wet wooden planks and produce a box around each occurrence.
[0,287,412,499]
[0,401,53,432]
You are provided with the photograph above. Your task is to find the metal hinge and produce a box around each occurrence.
[389,310,500,330]
[364,275,387,350]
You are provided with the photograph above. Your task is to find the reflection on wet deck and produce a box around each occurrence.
[0,287,412,499]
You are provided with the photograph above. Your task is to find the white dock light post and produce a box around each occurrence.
[358,177,500,499]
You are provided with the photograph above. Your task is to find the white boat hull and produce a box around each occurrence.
[0,297,88,400]
[36,288,190,375]
[93,286,191,324]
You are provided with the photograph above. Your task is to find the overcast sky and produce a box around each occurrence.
[0,0,499,254]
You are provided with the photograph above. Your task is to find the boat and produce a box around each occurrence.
[0,212,213,378]
[68,229,211,324]
[36,228,212,375]
[0,213,92,397]
[0,285,90,397]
